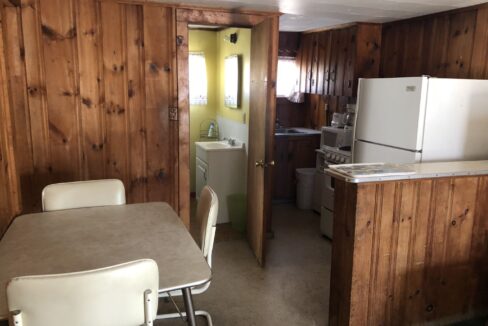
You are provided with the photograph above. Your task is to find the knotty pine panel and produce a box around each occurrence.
[0,11,20,235]
[380,4,488,79]
[125,4,147,203]
[143,6,177,206]
[470,6,488,78]
[20,0,51,210]
[330,176,488,325]
[76,0,105,180]
[101,2,129,184]
[2,6,36,210]
[40,0,82,185]
[0,0,177,212]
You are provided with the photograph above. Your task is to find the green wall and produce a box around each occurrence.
[189,28,251,192]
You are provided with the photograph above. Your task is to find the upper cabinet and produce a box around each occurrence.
[297,23,382,97]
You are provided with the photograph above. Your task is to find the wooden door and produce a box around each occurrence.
[316,31,329,95]
[247,17,278,266]
[328,30,340,95]
[310,34,319,94]
[298,34,312,93]
[343,27,357,97]
[322,31,332,95]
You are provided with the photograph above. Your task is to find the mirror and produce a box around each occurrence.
[224,54,241,109]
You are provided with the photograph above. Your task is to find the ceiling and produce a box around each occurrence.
[157,0,486,31]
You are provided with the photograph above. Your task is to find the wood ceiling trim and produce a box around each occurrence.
[382,1,488,27]
[96,0,281,17]
[176,7,276,27]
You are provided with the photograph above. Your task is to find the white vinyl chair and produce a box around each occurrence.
[158,185,218,325]
[42,179,126,212]
[6,259,159,326]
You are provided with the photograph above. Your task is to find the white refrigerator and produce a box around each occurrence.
[353,76,488,164]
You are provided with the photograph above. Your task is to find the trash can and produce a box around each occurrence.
[296,168,316,210]
[227,193,247,233]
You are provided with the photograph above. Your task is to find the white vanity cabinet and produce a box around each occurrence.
[195,141,246,224]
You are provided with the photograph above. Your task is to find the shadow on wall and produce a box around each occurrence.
[464,93,488,160]
[381,260,488,325]
[19,171,75,213]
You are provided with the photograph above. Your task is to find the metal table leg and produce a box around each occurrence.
[182,287,197,326]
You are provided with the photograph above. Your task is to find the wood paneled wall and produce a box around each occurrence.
[330,176,488,325]
[304,94,352,129]
[278,31,300,57]
[0,11,20,235]
[380,4,488,78]
[0,0,178,213]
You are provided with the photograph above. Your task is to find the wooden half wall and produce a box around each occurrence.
[380,3,488,78]
[330,176,488,325]
[0,0,179,218]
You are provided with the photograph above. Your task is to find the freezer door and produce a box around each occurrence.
[353,140,421,164]
[422,78,488,161]
[355,77,428,151]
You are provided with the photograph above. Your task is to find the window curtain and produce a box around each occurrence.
[285,57,304,103]
[276,57,298,97]
[276,56,303,103]
[189,52,208,106]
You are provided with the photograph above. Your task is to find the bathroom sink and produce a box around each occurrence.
[195,141,245,162]
[195,140,243,151]
[201,142,231,150]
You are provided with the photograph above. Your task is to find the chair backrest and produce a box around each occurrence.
[42,179,126,212]
[197,186,218,267]
[6,259,159,326]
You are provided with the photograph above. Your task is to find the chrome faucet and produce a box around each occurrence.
[227,138,236,146]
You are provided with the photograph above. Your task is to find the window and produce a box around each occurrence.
[276,57,298,97]
[189,52,208,105]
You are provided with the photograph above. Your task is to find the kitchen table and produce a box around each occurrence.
[0,202,211,326]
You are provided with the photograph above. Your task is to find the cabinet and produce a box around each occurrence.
[298,23,382,97]
[272,134,321,200]
[195,157,208,199]
[195,142,246,224]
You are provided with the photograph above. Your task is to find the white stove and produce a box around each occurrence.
[321,145,351,165]
[314,145,351,239]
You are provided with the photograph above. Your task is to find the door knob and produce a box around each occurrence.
[255,160,275,168]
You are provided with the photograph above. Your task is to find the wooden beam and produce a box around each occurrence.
[176,8,269,27]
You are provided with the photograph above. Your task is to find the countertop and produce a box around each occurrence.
[274,127,321,137]
[326,160,488,183]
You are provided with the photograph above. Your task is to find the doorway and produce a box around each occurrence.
[187,25,251,242]
[176,9,279,266]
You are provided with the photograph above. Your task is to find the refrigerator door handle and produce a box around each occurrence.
[356,139,423,153]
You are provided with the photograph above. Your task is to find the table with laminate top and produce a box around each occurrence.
[0,202,211,325]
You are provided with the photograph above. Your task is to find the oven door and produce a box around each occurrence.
[322,165,335,210]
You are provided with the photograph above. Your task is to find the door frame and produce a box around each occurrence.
[175,7,280,228]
